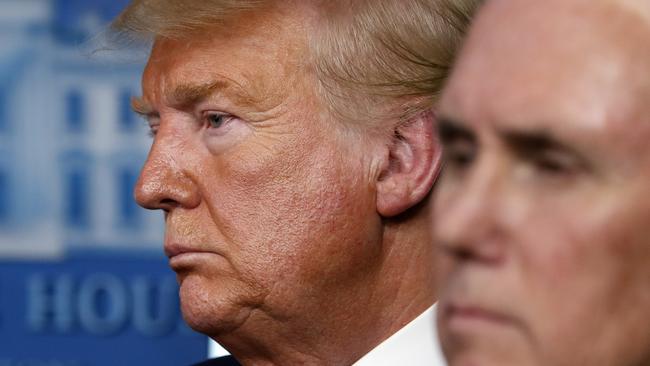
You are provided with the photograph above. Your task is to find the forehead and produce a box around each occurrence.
[141,5,312,110]
[441,0,650,154]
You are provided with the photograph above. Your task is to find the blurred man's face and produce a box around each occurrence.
[133,7,384,335]
[434,1,650,365]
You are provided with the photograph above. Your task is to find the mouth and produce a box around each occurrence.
[164,243,219,270]
[441,302,517,335]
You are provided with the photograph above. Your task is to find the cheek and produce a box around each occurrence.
[434,173,466,212]
[202,136,380,283]
[514,186,650,363]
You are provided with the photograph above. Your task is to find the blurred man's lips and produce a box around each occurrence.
[443,302,516,333]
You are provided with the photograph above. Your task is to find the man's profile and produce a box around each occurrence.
[434,0,650,365]
[111,0,479,365]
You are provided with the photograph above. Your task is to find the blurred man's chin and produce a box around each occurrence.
[444,336,534,366]
[447,351,532,366]
[448,353,492,366]
[450,354,512,366]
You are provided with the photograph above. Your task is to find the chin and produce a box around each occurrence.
[443,336,535,366]
[448,354,504,366]
[177,275,246,336]
[447,351,535,366]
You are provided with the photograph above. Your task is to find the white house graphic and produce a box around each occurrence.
[0,0,163,259]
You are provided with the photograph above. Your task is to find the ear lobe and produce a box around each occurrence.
[376,109,442,217]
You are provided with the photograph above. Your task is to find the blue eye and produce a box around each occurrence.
[207,114,227,129]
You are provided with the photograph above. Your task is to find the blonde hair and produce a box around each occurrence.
[112,0,480,134]
[312,0,480,132]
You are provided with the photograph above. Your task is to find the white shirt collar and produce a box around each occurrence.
[353,305,445,366]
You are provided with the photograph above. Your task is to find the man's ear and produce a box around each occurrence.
[376,109,442,217]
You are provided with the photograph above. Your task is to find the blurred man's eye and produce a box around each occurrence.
[527,149,585,177]
[444,139,477,171]
[506,132,589,179]
[438,119,478,173]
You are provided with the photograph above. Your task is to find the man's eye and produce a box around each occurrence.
[444,140,476,170]
[145,116,160,138]
[533,157,566,174]
[529,150,583,177]
[206,113,231,129]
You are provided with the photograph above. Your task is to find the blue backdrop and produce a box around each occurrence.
[0,0,206,364]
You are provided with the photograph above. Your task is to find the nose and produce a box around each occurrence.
[134,130,201,212]
[434,160,508,264]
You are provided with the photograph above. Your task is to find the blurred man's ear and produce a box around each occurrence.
[376,109,441,217]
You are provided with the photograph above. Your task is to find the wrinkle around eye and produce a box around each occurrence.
[202,115,254,155]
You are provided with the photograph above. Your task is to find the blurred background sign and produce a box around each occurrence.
[0,0,206,364]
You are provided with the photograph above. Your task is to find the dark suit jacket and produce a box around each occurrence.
[192,355,241,366]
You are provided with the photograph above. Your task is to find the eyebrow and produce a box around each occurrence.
[437,116,588,161]
[437,117,477,143]
[500,128,581,158]
[131,96,156,117]
[130,78,259,116]
[169,80,240,107]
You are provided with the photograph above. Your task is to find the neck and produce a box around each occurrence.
[214,202,437,365]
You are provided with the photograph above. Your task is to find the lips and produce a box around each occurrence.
[164,242,216,259]
[440,299,522,337]
[165,243,194,258]
[445,303,512,323]
[164,243,223,273]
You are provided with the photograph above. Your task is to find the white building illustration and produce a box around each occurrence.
[0,0,163,259]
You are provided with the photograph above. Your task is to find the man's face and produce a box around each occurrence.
[134,8,384,335]
[434,1,650,365]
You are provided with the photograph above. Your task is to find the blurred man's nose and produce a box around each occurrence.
[134,127,201,212]
[434,159,508,265]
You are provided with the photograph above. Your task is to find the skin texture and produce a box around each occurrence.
[433,1,650,366]
[133,3,441,365]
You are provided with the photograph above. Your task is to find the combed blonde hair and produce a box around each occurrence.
[112,0,480,134]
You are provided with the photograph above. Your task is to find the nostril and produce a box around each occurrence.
[159,198,179,211]
[442,244,475,261]
[454,247,475,261]
[133,165,200,211]
[441,238,505,265]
